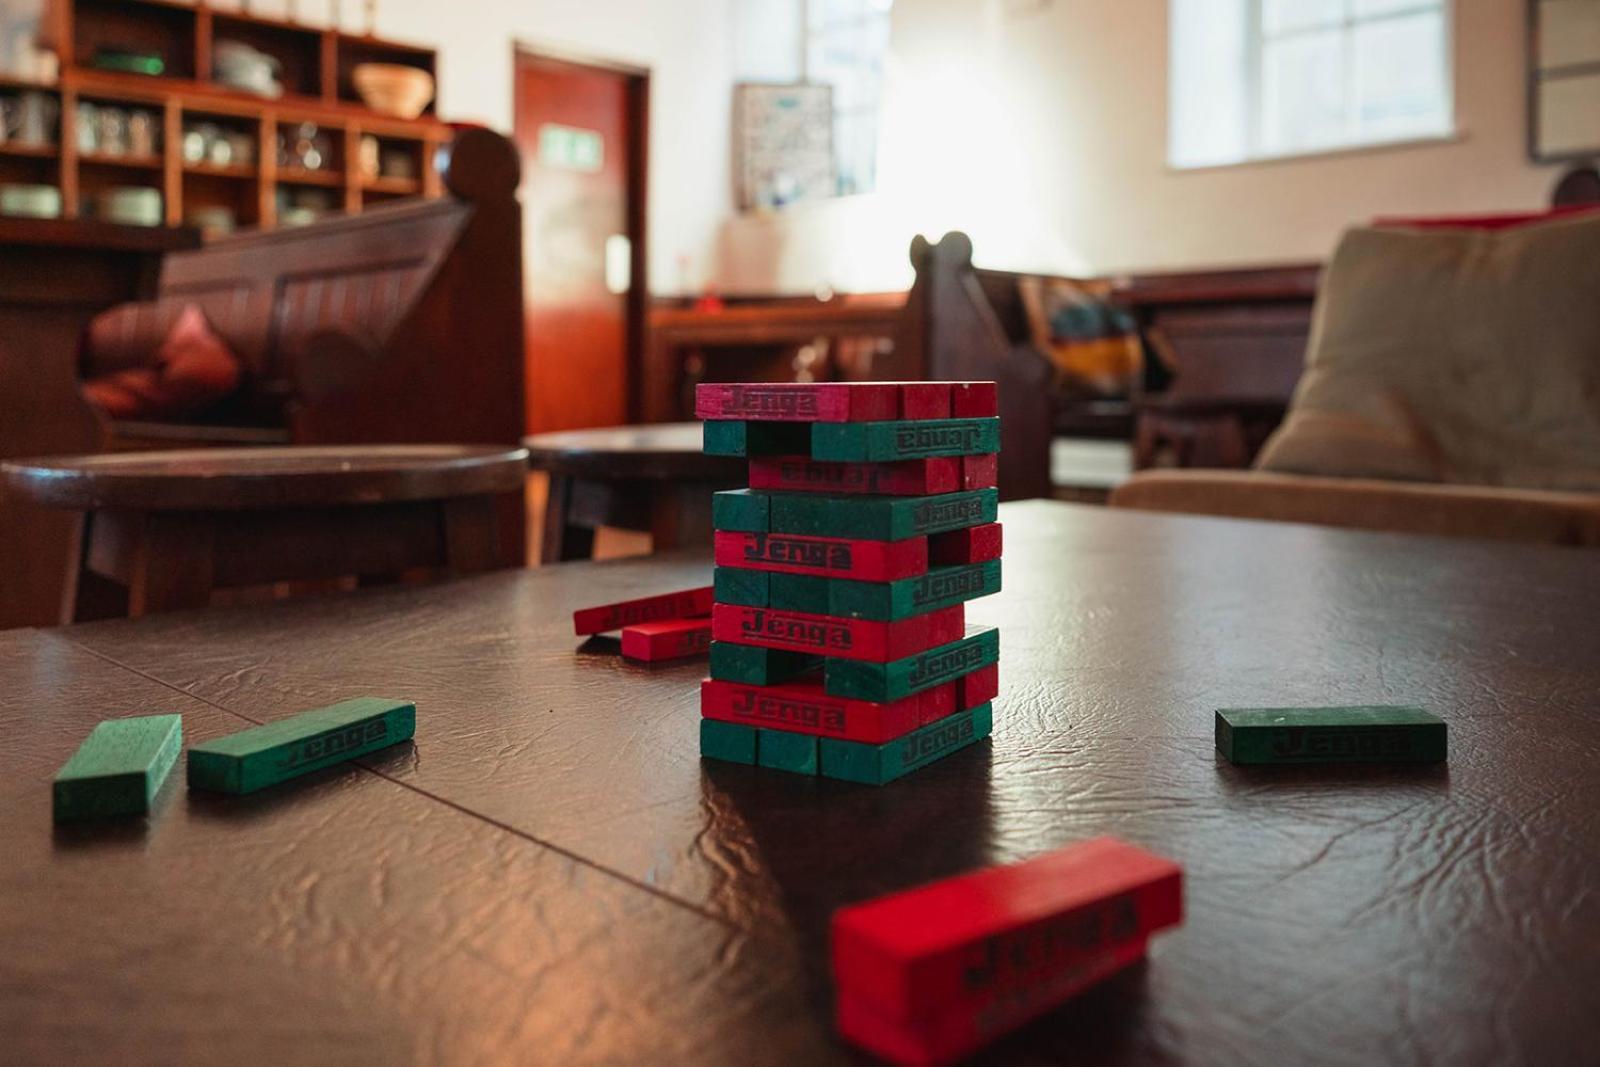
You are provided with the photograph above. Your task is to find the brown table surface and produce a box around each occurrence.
[6,501,1599,1064]
[522,423,746,481]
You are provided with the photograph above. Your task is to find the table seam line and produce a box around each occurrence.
[56,632,742,934]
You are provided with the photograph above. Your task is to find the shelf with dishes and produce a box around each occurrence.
[0,0,448,232]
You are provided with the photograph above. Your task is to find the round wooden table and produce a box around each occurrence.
[1,444,529,619]
[522,423,745,563]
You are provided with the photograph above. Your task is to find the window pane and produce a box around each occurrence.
[1168,0,1250,167]
[1353,0,1440,17]
[1260,29,1347,154]
[834,112,878,196]
[808,0,891,30]
[1354,11,1451,140]
[734,0,803,82]
[807,17,889,111]
[1263,0,1346,36]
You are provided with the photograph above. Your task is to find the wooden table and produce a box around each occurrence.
[0,217,202,629]
[5,502,1598,1063]
[1,445,529,619]
[524,423,745,563]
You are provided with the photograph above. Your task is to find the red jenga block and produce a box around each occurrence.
[573,586,714,636]
[927,523,1002,566]
[898,383,952,420]
[957,663,999,708]
[620,618,713,662]
[714,531,928,582]
[835,938,1149,1066]
[918,680,957,724]
[949,381,999,417]
[701,668,986,744]
[711,604,964,662]
[961,453,998,490]
[749,457,961,497]
[701,679,924,744]
[831,837,1182,1045]
[694,382,899,422]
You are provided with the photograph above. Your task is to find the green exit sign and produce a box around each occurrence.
[538,123,604,173]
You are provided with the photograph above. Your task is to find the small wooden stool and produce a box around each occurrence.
[522,423,746,563]
[1,445,528,620]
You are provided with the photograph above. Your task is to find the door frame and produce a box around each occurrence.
[511,42,651,424]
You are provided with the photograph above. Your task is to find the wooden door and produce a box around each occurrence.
[513,49,647,433]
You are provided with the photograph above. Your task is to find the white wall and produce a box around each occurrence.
[717,0,1561,293]
[372,0,734,295]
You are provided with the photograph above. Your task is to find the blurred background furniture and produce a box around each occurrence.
[1111,212,1600,547]
[1110,263,1320,470]
[81,127,523,455]
[0,216,199,630]
[645,293,904,424]
[888,232,1058,501]
[13,0,447,231]
[0,127,526,629]
[524,423,745,563]
[1,444,528,619]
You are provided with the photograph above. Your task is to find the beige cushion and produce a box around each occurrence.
[1256,215,1600,491]
[1110,470,1600,547]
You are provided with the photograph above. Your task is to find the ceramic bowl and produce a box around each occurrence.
[352,63,435,120]
[0,183,62,219]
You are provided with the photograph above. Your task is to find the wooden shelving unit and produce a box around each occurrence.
[0,0,449,233]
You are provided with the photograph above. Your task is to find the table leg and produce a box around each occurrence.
[443,495,501,575]
[540,474,596,564]
[128,512,217,617]
[70,513,130,623]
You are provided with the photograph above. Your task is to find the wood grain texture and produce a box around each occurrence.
[1,629,822,1065]
[17,501,1600,1063]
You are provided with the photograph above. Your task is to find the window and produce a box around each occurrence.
[733,0,894,197]
[1169,0,1454,169]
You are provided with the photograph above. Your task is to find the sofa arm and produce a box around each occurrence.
[1110,469,1600,547]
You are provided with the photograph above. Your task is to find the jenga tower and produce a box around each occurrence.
[694,381,1002,785]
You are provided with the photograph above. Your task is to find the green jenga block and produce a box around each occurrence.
[703,420,811,457]
[768,572,832,614]
[187,697,415,795]
[828,561,1001,621]
[53,714,183,822]
[820,703,993,785]
[713,489,770,532]
[827,626,999,702]
[1215,706,1447,765]
[769,488,997,540]
[715,566,770,607]
[703,420,746,456]
[701,719,756,764]
[810,418,1000,462]
[708,641,820,685]
[757,729,819,774]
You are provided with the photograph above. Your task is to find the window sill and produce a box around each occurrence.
[1168,129,1466,174]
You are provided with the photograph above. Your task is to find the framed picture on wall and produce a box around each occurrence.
[1529,0,1600,160]
[733,82,834,212]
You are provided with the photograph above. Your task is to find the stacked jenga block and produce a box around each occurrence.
[696,381,1003,785]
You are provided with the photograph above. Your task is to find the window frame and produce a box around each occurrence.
[1170,0,1458,171]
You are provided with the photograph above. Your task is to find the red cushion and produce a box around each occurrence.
[1373,205,1600,230]
[81,305,242,420]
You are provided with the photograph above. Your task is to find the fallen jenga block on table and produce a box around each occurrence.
[832,836,1183,1064]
